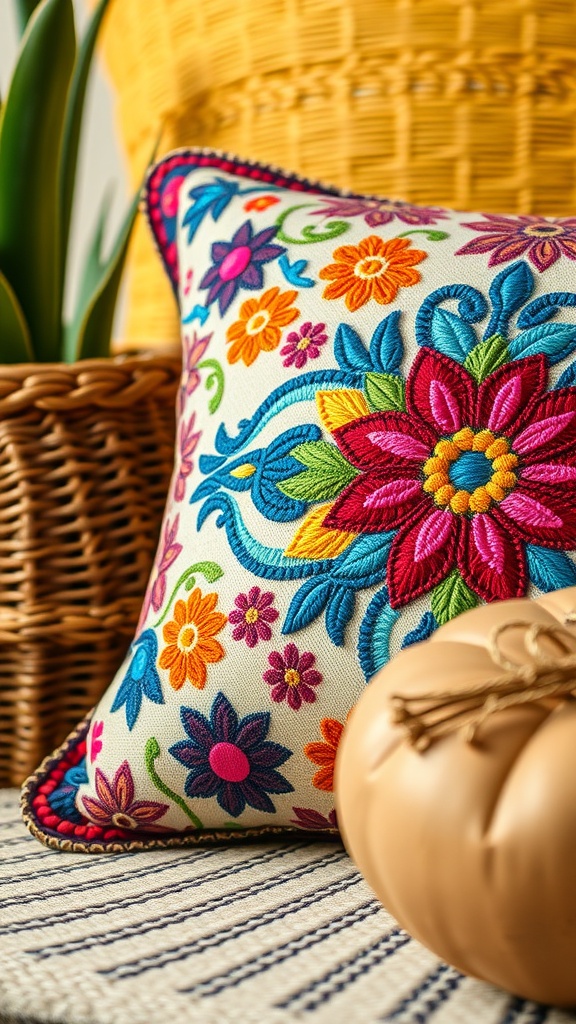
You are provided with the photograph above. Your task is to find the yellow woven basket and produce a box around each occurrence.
[99,0,576,349]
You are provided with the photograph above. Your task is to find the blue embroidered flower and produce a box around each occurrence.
[47,760,88,824]
[169,692,294,817]
[199,220,286,315]
[110,629,164,730]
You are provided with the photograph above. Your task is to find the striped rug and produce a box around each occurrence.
[1,791,575,1024]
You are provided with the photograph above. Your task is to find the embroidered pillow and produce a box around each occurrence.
[23,149,576,852]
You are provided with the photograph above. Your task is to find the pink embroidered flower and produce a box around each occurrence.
[229,587,279,647]
[161,174,186,218]
[263,643,323,710]
[290,807,338,831]
[179,330,212,415]
[324,348,576,607]
[81,761,169,830]
[89,721,104,763]
[456,214,576,272]
[312,195,447,228]
[200,220,285,315]
[174,412,201,502]
[138,515,183,631]
[280,322,328,369]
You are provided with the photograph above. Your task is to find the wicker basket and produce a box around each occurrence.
[0,354,180,786]
[97,0,576,350]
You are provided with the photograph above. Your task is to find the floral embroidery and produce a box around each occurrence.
[111,629,164,730]
[161,174,186,218]
[226,286,299,366]
[89,721,104,763]
[290,806,338,831]
[81,761,169,830]
[199,220,285,315]
[323,347,576,607]
[179,330,212,414]
[263,643,322,710]
[304,718,344,791]
[159,588,227,691]
[280,321,328,369]
[319,236,427,311]
[138,514,183,631]
[229,586,279,647]
[456,214,576,272]
[169,691,293,817]
[312,195,447,228]
[244,195,280,212]
[174,413,201,502]
[47,760,88,824]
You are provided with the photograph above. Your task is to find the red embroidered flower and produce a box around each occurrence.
[456,214,576,272]
[229,586,279,647]
[324,349,576,607]
[263,643,322,710]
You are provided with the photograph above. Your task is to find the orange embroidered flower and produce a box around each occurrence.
[159,588,227,690]
[304,717,344,792]
[319,235,427,312]
[226,287,299,367]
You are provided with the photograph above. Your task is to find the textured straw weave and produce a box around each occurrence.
[98,0,576,349]
[2,791,576,1024]
[0,356,179,787]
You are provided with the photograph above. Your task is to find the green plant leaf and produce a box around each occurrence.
[0,0,76,362]
[63,183,113,361]
[431,570,478,626]
[463,334,509,384]
[0,269,34,362]
[59,0,111,302]
[278,441,357,502]
[14,0,43,35]
[365,371,406,411]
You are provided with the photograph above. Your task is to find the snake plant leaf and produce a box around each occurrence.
[64,183,114,362]
[0,269,34,362]
[59,0,111,296]
[14,0,43,35]
[0,0,75,363]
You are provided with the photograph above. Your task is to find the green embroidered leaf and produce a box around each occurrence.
[278,441,357,501]
[464,334,509,384]
[365,372,406,412]
[431,570,478,626]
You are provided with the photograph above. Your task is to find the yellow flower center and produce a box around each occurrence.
[296,336,311,350]
[284,668,301,687]
[245,607,259,624]
[354,255,388,279]
[422,428,518,514]
[179,624,198,651]
[523,222,564,238]
[111,813,137,829]
[245,310,271,334]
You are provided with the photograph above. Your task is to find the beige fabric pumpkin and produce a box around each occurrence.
[336,585,576,1005]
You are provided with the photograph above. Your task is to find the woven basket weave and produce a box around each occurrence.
[0,355,180,786]
[98,0,576,350]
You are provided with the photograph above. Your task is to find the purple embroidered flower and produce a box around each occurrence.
[311,195,447,228]
[199,220,286,315]
[228,586,279,647]
[138,514,183,631]
[174,413,201,502]
[169,692,294,817]
[280,321,328,369]
[89,721,104,763]
[179,330,212,415]
[455,214,576,272]
[263,643,323,710]
[290,806,338,831]
[81,762,169,830]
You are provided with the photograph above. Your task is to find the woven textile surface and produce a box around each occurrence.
[97,0,576,348]
[1,792,576,1024]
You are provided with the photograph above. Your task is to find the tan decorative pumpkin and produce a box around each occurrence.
[335,585,576,1006]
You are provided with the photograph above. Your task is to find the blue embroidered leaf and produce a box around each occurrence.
[199,454,227,475]
[182,177,241,243]
[401,611,438,649]
[556,361,576,388]
[254,425,322,522]
[429,307,477,360]
[278,254,315,288]
[358,587,399,680]
[333,532,393,587]
[463,334,508,384]
[508,322,576,365]
[369,311,404,373]
[485,261,534,338]
[334,323,373,372]
[365,372,406,412]
[325,587,356,647]
[526,545,576,592]
[190,477,224,503]
[283,578,333,634]
[517,291,576,329]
